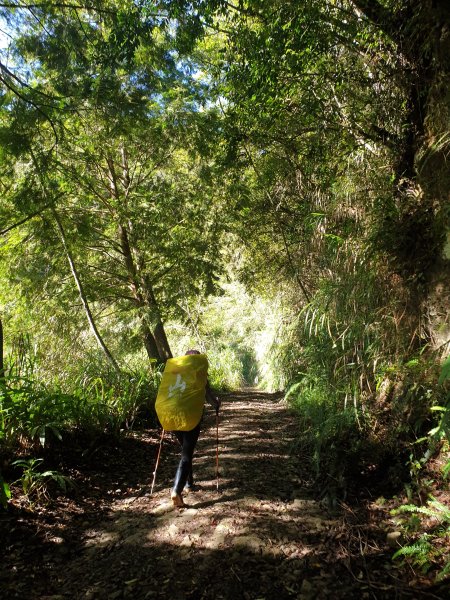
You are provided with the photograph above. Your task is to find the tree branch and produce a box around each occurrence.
[0,204,53,235]
[350,0,410,44]
[0,2,115,13]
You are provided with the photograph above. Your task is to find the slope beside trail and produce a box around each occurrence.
[2,390,447,599]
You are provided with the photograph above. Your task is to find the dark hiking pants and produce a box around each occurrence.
[173,423,201,495]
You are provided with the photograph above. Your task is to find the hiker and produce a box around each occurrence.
[155,349,220,507]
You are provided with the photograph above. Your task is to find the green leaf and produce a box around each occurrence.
[0,474,11,508]
[438,355,450,385]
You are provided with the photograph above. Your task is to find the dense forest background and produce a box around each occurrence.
[0,0,449,582]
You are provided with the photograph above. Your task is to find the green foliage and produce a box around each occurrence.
[393,536,435,573]
[206,346,244,391]
[427,354,450,479]
[0,0,227,370]
[286,373,368,499]
[0,471,11,509]
[166,279,282,390]
[402,353,450,489]
[12,458,73,504]
[428,404,450,446]
[394,498,450,523]
[392,497,450,580]
[0,368,159,448]
[439,355,450,385]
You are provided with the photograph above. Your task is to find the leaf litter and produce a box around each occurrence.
[1,390,448,599]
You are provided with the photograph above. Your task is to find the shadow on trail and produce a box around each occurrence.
[222,388,285,402]
[17,504,447,600]
[0,431,164,599]
[43,532,396,599]
[2,389,447,600]
[193,390,304,501]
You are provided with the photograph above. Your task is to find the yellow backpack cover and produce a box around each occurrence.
[155,354,208,431]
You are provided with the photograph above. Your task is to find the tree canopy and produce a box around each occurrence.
[0,1,449,534]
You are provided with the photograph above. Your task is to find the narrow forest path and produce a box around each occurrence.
[2,391,446,599]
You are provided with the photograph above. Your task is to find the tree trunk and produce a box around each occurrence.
[153,322,172,360]
[53,210,121,373]
[111,149,173,364]
[353,0,450,351]
[118,223,172,362]
[415,1,450,353]
[141,322,161,363]
[145,281,173,361]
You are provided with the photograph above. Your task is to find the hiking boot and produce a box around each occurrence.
[171,491,185,508]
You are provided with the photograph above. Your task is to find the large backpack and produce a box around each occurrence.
[155,353,208,431]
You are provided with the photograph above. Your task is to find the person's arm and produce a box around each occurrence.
[206,380,221,414]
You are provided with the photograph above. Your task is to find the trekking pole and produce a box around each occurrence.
[215,412,219,494]
[150,428,165,495]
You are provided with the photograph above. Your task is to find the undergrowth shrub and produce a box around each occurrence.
[269,241,448,502]
[0,368,159,452]
[206,346,245,390]
[286,374,369,501]
[373,353,449,497]
[386,355,450,582]
[12,457,74,506]
[392,497,450,581]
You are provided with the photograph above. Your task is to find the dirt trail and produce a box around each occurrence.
[2,391,446,599]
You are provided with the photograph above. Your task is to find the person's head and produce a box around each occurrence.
[185,349,201,355]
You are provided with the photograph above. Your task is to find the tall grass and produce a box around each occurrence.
[0,367,160,451]
[286,372,369,499]
[266,234,445,499]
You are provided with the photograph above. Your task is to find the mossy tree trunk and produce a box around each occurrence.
[353,0,450,351]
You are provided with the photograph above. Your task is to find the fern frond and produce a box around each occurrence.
[395,499,450,523]
[393,537,432,561]
[437,559,450,582]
